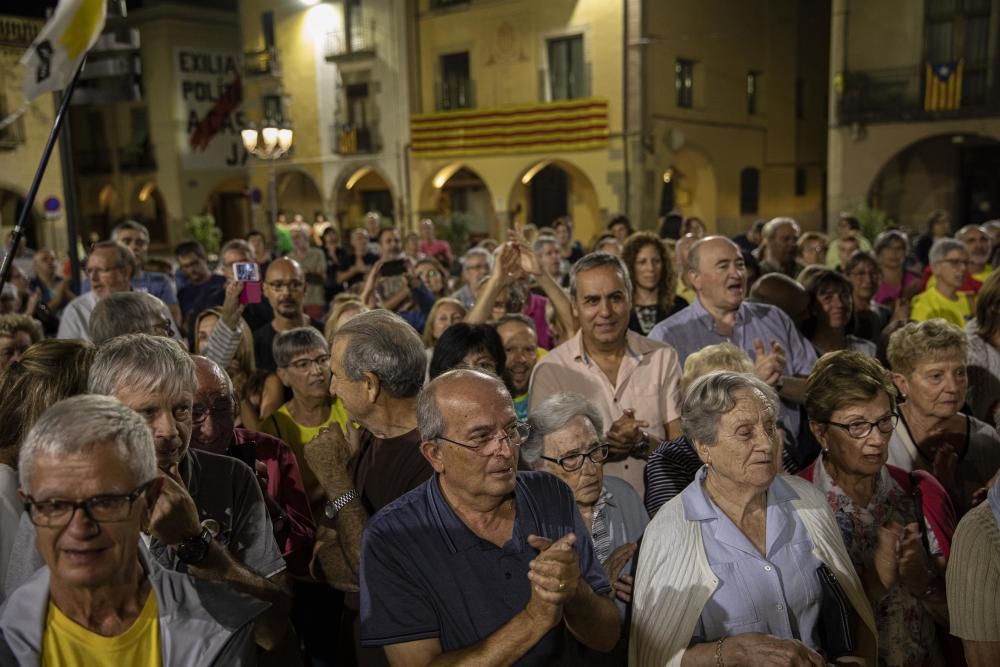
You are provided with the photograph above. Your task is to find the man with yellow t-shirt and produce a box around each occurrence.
[0,395,265,665]
[911,239,973,328]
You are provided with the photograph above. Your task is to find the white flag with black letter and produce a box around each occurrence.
[20,0,106,101]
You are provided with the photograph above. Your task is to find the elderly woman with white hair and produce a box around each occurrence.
[631,371,876,667]
[523,393,649,610]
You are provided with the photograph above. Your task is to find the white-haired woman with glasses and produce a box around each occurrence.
[804,350,956,667]
[631,371,876,667]
[523,393,649,617]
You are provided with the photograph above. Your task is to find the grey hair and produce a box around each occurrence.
[873,229,909,255]
[89,292,166,345]
[929,238,966,264]
[762,217,800,240]
[532,235,558,254]
[685,235,739,273]
[111,219,150,242]
[221,238,255,261]
[274,327,328,368]
[461,247,494,271]
[334,309,426,398]
[569,252,633,299]
[416,369,509,442]
[19,394,156,494]
[89,333,196,400]
[681,371,779,446]
[89,240,138,278]
[522,392,604,469]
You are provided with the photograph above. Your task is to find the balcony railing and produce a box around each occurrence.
[325,21,376,63]
[0,16,41,48]
[333,124,380,155]
[837,64,1000,125]
[118,145,156,172]
[436,78,475,111]
[244,47,280,78]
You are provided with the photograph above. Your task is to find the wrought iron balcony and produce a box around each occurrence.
[436,78,475,111]
[325,21,376,63]
[332,123,380,155]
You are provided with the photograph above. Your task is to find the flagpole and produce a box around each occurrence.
[0,57,86,294]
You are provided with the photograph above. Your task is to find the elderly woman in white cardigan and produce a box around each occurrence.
[630,371,876,667]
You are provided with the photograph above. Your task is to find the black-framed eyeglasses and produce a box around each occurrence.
[436,422,531,457]
[192,396,236,424]
[284,354,331,372]
[24,480,155,528]
[822,413,898,439]
[266,280,305,292]
[540,443,610,472]
[151,316,174,338]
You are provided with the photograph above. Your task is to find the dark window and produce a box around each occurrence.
[924,0,992,105]
[676,59,694,108]
[740,168,760,214]
[261,11,275,49]
[263,95,283,123]
[795,168,807,196]
[747,71,759,115]
[431,0,470,7]
[440,51,472,110]
[548,34,585,101]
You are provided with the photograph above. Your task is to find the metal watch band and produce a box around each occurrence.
[324,489,357,520]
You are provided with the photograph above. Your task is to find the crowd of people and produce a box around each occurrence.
[0,206,999,666]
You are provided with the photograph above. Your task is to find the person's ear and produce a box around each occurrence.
[364,371,381,404]
[694,440,712,466]
[890,372,909,399]
[420,440,446,473]
[809,420,829,450]
[276,367,291,388]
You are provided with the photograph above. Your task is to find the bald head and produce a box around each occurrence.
[687,236,740,274]
[417,368,511,442]
[190,356,236,455]
[193,355,233,395]
[264,258,305,319]
[749,273,809,327]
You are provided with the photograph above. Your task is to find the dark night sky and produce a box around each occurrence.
[2,0,237,20]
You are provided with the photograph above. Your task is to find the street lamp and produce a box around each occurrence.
[241,120,293,244]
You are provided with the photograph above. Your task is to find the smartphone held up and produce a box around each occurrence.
[235,262,262,304]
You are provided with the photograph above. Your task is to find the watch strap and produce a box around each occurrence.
[324,489,357,520]
[176,526,213,565]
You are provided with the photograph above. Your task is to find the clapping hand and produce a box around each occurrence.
[603,542,638,604]
[753,338,786,387]
[606,409,649,457]
[526,533,581,625]
[303,423,356,492]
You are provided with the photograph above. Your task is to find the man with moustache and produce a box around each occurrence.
[253,258,323,371]
[3,335,292,652]
[57,241,136,341]
[529,253,683,496]
[359,369,619,664]
[496,314,540,421]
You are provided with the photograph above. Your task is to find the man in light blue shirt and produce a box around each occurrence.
[649,237,816,436]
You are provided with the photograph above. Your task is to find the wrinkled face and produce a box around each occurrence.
[417,263,445,295]
[264,261,305,318]
[191,365,236,455]
[329,336,369,425]
[634,243,663,291]
[815,284,852,330]
[114,229,148,265]
[540,415,604,506]
[221,248,252,280]
[177,253,210,284]
[116,386,193,471]
[462,254,490,288]
[497,320,537,395]
[34,250,57,277]
[432,380,519,497]
[769,224,799,262]
[539,243,562,276]
[573,265,631,348]
[800,240,827,266]
[278,345,332,401]
[86,247,132,299]
[813,392,893,479]
[196,313,219,355]
[847,261,880,302]
[696,390,780,490]
[931,248,970,291]
[960,227,991,266]
[432,302,465,341]
[837,238,859,267]
[691,239,746,312]
[894,356,967,421]
[29,445,153,592]
[877,239,907,270]
[380,230,402,259]
[0,331,32,368]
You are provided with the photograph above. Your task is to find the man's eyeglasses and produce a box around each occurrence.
[151,316,174,338]
[821,413,898,439]
[192,397,235,424]
[436,422,531,457]
[266,280,305,292]
[540,443,610,472]
[85,265,124,278]
[24,480,154,528]
[284,354,331,372]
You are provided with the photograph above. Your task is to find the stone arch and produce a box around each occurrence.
[130,181,169,243]
[508,159,602,245]
[204,175,250,241]
[670,146,718,233]
[333,164,396,230]
[419,162,497,243]
[276,169,324,222]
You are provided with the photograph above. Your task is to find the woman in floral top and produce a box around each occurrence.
[803,350,956,667]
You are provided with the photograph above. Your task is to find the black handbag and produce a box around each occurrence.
[816,563,857,660]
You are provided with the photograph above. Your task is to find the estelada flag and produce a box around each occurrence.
[20,0,106,101]
[924,60,963,112]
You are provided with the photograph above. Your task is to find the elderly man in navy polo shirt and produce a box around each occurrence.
[359,369,619,665]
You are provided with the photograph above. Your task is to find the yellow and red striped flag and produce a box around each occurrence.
[924,60,963,112]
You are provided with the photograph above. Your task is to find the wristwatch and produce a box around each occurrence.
[325,489,357,520]
[176,526,213,565]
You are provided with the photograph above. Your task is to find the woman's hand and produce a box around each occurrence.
[722,633,825,666]
[603,543,638,604]
[220,279,246,328]
[896,523,932,596]
[873,521,901,590]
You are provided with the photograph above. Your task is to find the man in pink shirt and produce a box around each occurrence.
[418,218,453,264]
[528,253,683,495]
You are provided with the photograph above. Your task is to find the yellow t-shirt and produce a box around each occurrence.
[257,400,348,495]
[42,589,160,667]
[910,286,972,328]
